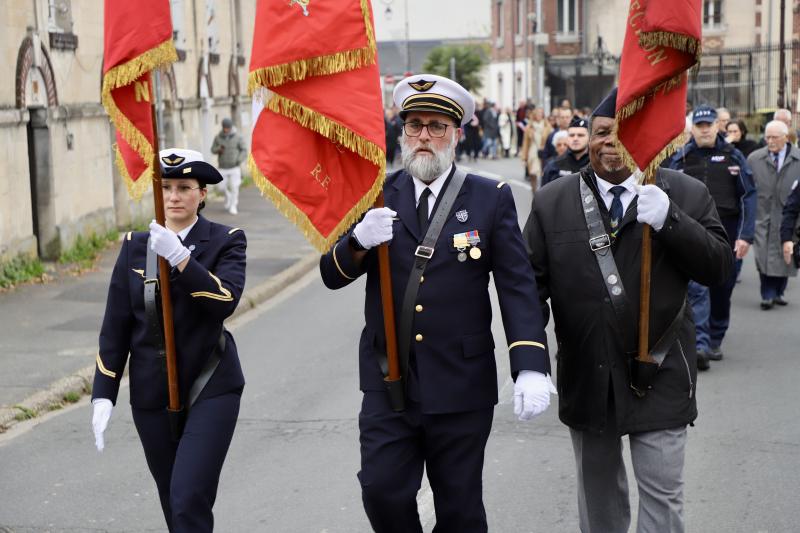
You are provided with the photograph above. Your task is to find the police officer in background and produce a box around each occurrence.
[540,115,590,188]
[91,149,246,532]
[320,74,553,533]
[668,105,756,369]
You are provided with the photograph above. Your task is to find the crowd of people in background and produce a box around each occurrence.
[384,96,800,374]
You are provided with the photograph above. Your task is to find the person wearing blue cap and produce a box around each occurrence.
[524,88,732,533]
[668,105,756,368]
[90,148,247,532]
[540,115,590,188]
[320,73,552,533]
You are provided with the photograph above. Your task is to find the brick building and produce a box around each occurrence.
[490,0,800,116]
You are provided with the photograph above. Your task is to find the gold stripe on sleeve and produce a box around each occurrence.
[332,242,355,280]
[96,353,117,379]
[190,272,234,302]
[509,341,546,351]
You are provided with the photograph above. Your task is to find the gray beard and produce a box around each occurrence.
[400,136,456,183]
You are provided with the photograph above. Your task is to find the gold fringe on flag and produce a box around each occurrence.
[101,39,177,199]
[249,153,385,252]
[616,73,686,121]
[612,125,686,182]
[639,31,702,60]
[114,144,153,200]
[266,92,386,168]
[247,0,377,92]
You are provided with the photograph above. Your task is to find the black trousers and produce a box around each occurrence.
[358,391,494,533]
[132,392,241,533]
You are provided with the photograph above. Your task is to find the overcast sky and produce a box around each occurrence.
[373,0,491,42]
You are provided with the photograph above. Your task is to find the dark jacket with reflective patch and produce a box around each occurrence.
[92,216,246,408]
[524,168,732,435]
[320,167,549,414]
[668,135,756,242]
[540,150,590,188]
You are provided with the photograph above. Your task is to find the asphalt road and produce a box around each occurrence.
[1,158,798,532]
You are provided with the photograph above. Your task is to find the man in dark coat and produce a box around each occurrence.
[668,105,755,367]
[320,74,552,533]
[540,115,590,187]
[524,89,733,533]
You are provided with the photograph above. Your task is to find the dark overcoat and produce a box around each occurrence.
[524,168,733,435]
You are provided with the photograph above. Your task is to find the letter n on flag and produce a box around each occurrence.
[102,0,177,199]
[615,0,702,177]
[248,0,386,252]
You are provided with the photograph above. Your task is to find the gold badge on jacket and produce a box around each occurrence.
[289,0,310,16]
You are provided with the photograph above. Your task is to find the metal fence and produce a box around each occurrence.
[688,41,800,117]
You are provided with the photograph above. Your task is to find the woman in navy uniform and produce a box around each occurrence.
[90,148,246,532]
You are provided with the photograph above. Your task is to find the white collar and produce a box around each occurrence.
[175,216,199,241]
[412,163,453,201]
[594,172,638,196]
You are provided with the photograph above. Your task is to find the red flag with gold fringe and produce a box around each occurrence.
[102,0,177,199]
[248,0,385,252]
[615,0,702,176]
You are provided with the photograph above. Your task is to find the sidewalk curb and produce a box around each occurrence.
[0,252,319,433]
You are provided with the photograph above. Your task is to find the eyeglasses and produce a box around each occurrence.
[161,184,202,196]
[403,121,451,138]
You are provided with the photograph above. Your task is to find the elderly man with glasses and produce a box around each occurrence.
[319,74,552,533]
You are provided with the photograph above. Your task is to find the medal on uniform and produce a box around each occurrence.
[453,232,469,262]
[465,230,481,259]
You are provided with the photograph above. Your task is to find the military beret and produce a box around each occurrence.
[159,148,223,185]
[569,115,589,129]
[592,87,618,119]
[393,73,475,127]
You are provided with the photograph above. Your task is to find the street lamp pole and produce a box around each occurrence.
[404,0,410,73]
[778,0,786,108]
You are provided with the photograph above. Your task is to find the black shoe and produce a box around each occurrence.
[697,350,711,371]
[774,296,788,306]
[761,300,774,310]
[708,347,723,361]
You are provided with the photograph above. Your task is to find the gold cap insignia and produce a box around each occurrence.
[409,80,436,92]
[161,155,186,166]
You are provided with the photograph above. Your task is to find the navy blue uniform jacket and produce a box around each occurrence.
[320,167,550,414]
[93,216,246,409]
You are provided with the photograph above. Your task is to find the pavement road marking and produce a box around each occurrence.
[459,165,533,192]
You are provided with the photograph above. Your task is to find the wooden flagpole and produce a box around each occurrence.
[374,192,404,411]
[149,73,183,423]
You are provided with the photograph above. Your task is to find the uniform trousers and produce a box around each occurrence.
[216,166,242,211]
[758,273,788,301]
[687,215,741,351]
[569,423,687,533]
[132,392,241,533]
[358,391,494,533]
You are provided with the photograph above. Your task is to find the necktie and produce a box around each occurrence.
[417,187,432,236]
[773,152,780,171]
[609,186,626,232]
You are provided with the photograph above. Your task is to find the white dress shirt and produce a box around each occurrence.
[413,164,453,217]
[771,144,788,172]
[594,173,638,216]
[176,217,199,241]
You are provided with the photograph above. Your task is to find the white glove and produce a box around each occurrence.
[513,370,557,421]
[149,221,191,267]
[352,207,397,250]
[92,398,113,452]
[636,184,670,231]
